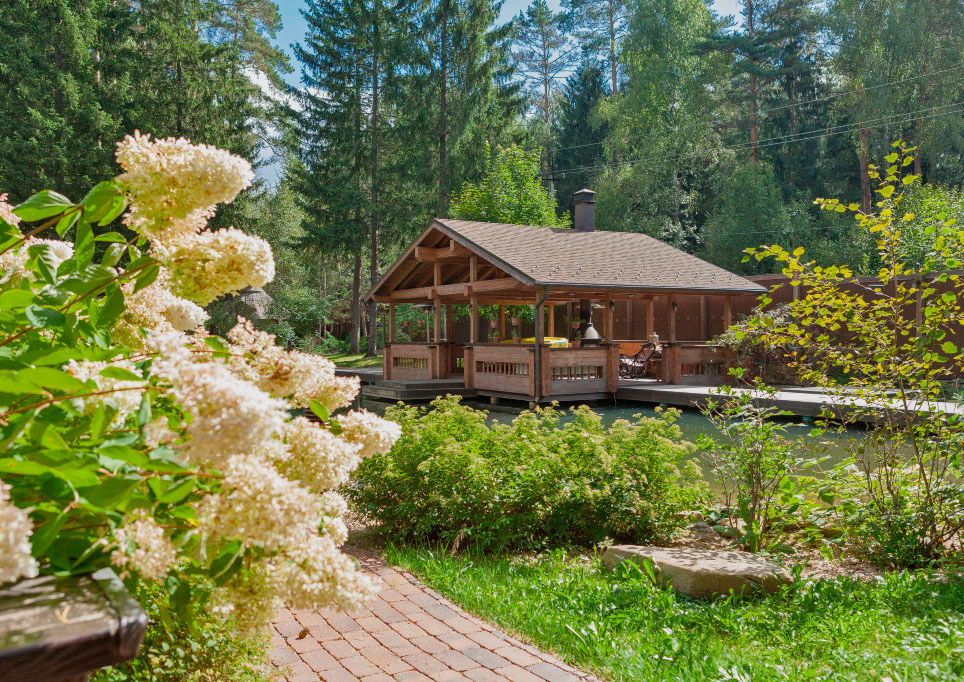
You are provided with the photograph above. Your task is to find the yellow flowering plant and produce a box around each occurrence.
[0,134,400,634]
[743,141,964,566]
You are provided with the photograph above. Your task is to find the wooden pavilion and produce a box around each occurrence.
[366,191,765,403]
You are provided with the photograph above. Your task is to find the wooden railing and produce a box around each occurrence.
[464,344,619,399]
[466,344,534,395]
[661,342,733,385]
[541,345,618,396]
[384,343,440,380]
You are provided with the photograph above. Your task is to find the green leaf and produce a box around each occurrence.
[95,231,128,243]
[25,305,65,329]
[30,513,66,556]
[157,476,196,504]
[81,181,123,224]
[0,371,41,394]
[0,289,35,310]
[99,285,125,328]
[101,243,125,268]
[99,366,142,382]
[209,540,244,582]
[81,476,141,509]
[203,336,229,353]
[74,219,95,267]
[132,264,160,294]
[878,185,895,198]
[18,367,85,392]
[55,211,80,237]
[941,341,957,355]
[309,399,330,422]
[14,190,74,222]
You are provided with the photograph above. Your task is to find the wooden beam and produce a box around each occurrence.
[723,296,733,329]
[669,294,678,342]
[469,255,478,283]
[414,243,473,261]
[499,305,506,340]
[445,304,454,341]
[604,300,614,343]
[700,295,707,341]
[547,304,555,337]
[389,303,396,343]
[646,299,654,340]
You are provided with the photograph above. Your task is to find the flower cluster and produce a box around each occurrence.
[92,134,402,631]
[111,516,176,580]
[66,359,145,426]
[0,238,74,280]
[0,481,38,585]
[0,194,20,229]
[116,132,253,234]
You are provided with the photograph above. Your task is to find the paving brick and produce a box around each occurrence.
[464,668,504,682]
[309,624,343,641]
[438,633,475,650]
[359,644,412,674]
[390,621,426,639]
[289,634,322,654]
[358,616,392,632]
[288,675,321,682]
[413,618,453,637]
[283,659,316,678]
[295,611,329,627]
[462,647,510,670]
[342,654,382,677]
[394,601,430,617]
[467,631,507,650]
[394,672,433,682]
[403,652,449,675]
[407,591,441,607]
[525,663,580,682]
[428,670,466,682]
[433,649,477,671]
[303,648,342,672]
[319,666,360,682]
[361,674,395,682]
[325,638,360,660]
[270,646,302,666]
[492,647,540,668]
[422,603,459,620]
[445,617,482,634]
[380,588,405,602]
[275,619,307,639]
[493,666,544,682]
[374,606,408,623]
[410,635,449,654]
[328,614,362,632]
[345,630,381,648]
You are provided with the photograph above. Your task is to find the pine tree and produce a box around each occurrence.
[562,0,628,95]
[512,0,577,185]
[552,60,610,214]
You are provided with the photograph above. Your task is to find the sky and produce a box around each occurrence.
[273,0,744,87]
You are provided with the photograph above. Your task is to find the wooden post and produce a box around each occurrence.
[669,294,678,342]
[433,298,442,344]
[723,296,733,330]
[547,304,555,337]
[499,304,506,340]
[445,304,454,341]
[604,300,615,343]
[700,295,707,341]
[470,296,478,344]
[645,298,654,341]
[388,303,396,343]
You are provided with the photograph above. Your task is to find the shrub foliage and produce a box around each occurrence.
[348,397,707,550]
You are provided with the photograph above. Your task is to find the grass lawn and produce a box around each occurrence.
[324,352,383,368]
[386,546,964,681]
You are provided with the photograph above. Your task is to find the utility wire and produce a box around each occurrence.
[542,63,964,155]
[546,100,964,177]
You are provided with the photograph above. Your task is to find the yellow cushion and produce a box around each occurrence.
[501,337,569,348]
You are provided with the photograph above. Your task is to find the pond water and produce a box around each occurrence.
[358,398,869,478]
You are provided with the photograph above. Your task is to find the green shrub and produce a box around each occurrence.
[92,580,270,682]
[347,396,707,550]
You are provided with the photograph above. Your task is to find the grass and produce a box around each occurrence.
[386,546,964,682]
[324,352,383,368]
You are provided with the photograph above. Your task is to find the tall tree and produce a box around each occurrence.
[552,59,610,214]
[562,0,628,95]
[512,0,577,185]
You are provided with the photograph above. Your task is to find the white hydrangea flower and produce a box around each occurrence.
[155,228,275,305]
[337,409,401,458]
[110,515,175,580]
[116,132,253,233]
[281,417,362,491]
[0,481,38,585]
[65,359,144,425]
[198,455,323,551]
[153,349,287,467]
[124,270,208,333]
[280,534,377,612]
[227,318,359,410]
[0,194,21,228]
[0,238,74,280]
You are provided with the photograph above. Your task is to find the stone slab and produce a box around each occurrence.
[602,545,793,598]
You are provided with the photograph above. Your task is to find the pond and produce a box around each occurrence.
[358,398,869,478]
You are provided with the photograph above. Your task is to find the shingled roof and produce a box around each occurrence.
[368,218,766,300]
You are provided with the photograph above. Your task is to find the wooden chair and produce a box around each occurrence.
[619,342,657,379]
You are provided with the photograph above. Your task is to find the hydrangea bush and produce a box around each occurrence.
[0,133,400,633]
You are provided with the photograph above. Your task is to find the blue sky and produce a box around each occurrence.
[273,0,744,86]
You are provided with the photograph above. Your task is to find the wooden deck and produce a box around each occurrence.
[616,380,964,423]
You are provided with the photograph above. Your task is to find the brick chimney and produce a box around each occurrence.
[573,189,595,232]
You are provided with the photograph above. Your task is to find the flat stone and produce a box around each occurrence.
[602,545,793,598]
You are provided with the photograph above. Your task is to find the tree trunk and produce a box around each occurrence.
[438,0,449,214]
[858,124,872,212]
[608,0,618,94]
[367,8,380,356]
[350,251,362,353]
[747,0,758,163]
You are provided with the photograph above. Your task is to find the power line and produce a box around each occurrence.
[544,62,964,155]
[547,100,964,177]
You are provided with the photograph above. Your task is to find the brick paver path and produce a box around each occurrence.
[269,549,598,682]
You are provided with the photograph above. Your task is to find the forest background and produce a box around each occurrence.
[2,0,963,354]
